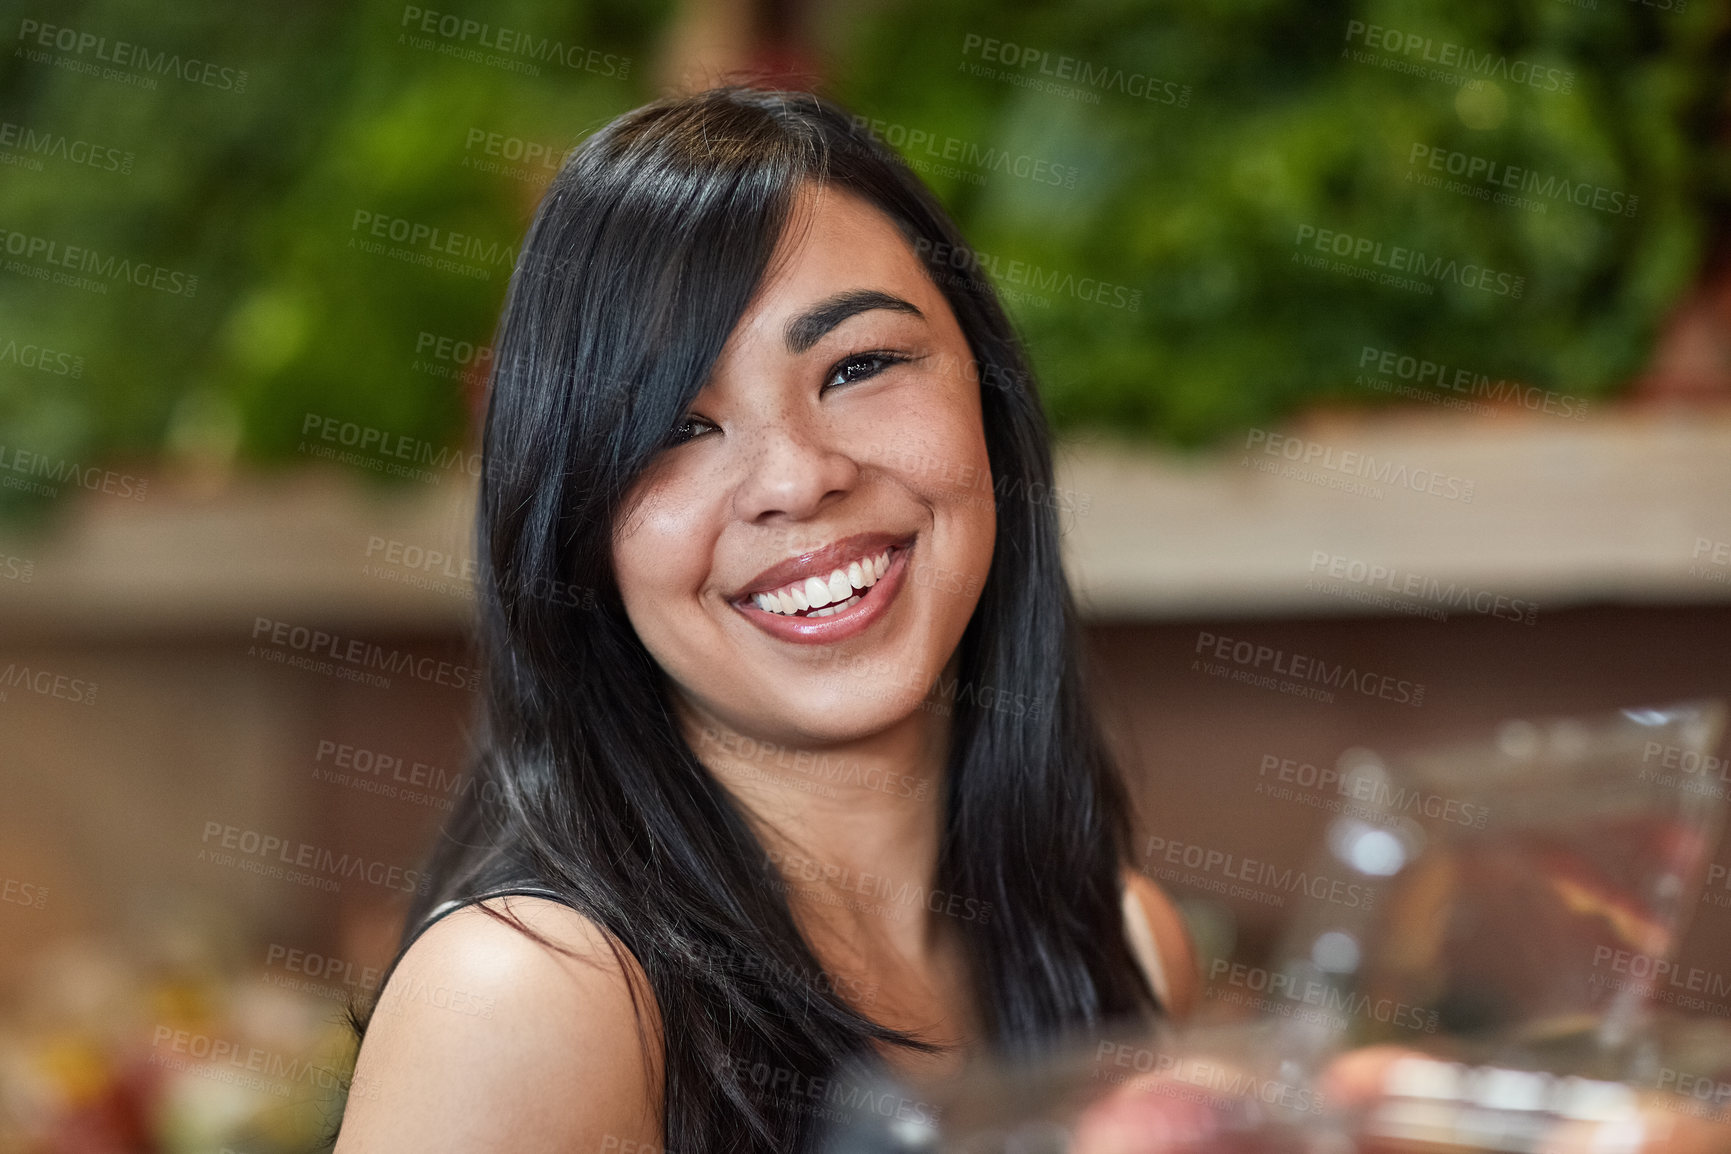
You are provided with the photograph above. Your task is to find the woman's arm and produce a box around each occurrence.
[335,895,663,1154]
[1122,868,1201,1020]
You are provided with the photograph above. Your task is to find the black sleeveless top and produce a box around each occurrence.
[401,884,568,952]
[387,882,1172,1152]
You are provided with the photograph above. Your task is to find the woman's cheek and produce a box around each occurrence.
[615,474,719,625]
[860,385,991,505]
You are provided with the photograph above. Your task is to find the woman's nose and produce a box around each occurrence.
[729,409,861,525]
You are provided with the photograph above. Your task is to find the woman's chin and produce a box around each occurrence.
[750,683,941,748]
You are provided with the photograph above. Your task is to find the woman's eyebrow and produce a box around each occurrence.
[783,289,924,355]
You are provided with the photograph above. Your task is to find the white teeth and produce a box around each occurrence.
[749,548,896,616]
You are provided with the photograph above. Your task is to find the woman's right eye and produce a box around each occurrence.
[668,415,716,445]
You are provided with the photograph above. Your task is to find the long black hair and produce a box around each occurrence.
[337,85,1158,1152]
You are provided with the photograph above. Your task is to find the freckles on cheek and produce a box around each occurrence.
[887,423,991,505]
[867,386,983,483]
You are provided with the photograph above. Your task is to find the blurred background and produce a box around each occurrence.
[1,0,1730,1149]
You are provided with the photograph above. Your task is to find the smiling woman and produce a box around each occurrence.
[328,86,1195,1154]
[611,184,994,712]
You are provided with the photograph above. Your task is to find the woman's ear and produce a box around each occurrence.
[1123,867,1201,1020]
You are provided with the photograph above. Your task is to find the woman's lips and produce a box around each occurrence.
[732,541,912,645]
[731,530,910,601]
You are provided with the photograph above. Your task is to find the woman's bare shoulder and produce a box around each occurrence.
[1121,866,1202,1020]
[335,894,663,1154]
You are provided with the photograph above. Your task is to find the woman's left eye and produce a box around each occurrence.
[824,352,909,391]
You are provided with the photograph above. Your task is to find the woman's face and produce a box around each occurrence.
[611,183,996,749]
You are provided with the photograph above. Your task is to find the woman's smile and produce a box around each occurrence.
[730,533,916,644]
